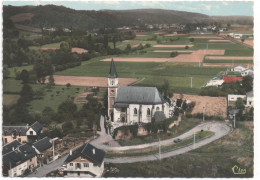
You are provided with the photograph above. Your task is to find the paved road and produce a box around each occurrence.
[28,155,68,177]
[104,122,232,163]
[91,116,120,147]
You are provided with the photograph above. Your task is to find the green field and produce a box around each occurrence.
[29,42,61,50]
[105,121,253,177]
[55,57,225,94]
[204,59,253,64]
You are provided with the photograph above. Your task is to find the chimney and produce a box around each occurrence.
[70,150,72,155]
[12,147,14,151]
[26,124,29,129]
[92,148,95,155]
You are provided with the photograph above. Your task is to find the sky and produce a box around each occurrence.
[3,0,254,16]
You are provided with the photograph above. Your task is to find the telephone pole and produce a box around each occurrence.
[159,138,161,161]
[193,129,196,149]
[234,113,236,129]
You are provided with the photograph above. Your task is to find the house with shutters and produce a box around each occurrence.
[2,121,43,145]
[63,143,106,177]
[107,58,174,130]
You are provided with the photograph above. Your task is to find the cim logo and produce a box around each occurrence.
[232,165,246,175]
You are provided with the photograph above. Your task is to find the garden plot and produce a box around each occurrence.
[173,94,227,118]
[164,34,187,36]
[153,50,195,53]
[203,63,254,68]
[51,75,138,87]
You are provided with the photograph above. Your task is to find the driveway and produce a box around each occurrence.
[28,155,68,177]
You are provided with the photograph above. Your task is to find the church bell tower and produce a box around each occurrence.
[108,58,118,121]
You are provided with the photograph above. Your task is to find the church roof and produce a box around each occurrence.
[115,86,165,105]
[108,58,118,78]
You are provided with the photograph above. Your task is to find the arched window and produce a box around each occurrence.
[134,108,137,115]
[156,107,160,111]
[111,80,114,85]
[147,108,151,116]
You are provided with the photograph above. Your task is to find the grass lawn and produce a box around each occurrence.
[3,79,24,94]
[107,130,214,158]
[118,118,201,146]
[104,121,253,177]
[3,94,21,107]
[8,65,34,78]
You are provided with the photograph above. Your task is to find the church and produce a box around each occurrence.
[107,58,174,129]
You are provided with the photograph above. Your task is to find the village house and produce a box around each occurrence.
[2,121,43,145]
[227,91,254,108]
[107,59,174,130]
[63,143,106,177]
[230,64,247,72]
[2,141,37,177]
[32,137,53,166]
[241,68,254,77]
[205,78,224,87]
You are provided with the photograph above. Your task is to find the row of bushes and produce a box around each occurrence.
[55,61,81,71]
[144,117,176,134]
[186,113,224,121]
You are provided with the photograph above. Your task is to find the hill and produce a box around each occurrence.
[3,5,253,31]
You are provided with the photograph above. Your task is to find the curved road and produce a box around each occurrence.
[91,117,232,163]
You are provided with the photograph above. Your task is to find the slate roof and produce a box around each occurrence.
[31,121,43,134]
[3,144,37,169]
[3,126,29,136]
[33,137,52,152]
[108,58,118,78]
[64,143,106,166]
[154,111,167,122]
[2,140,21,155]
[246,91,253,98]
[115,86,166,105]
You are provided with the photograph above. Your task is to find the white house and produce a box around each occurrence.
[107,59,174,130]
[246,91,254,107]
[227,91,254,108]
[230,65,247,72]
[205,79,224,87]
[63,143,106,178]
[234,34,243,39]
[241,68,254,77]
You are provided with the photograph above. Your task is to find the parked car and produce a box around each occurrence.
[174,138,182,143]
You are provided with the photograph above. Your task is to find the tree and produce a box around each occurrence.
[20,84,34,102]
[241,39,245,43]
[3,65,10,79]
[159,80,173,99]
[170,51,178,57]
[66,83,71,89]
[185,45,189,49]
[189,38,195,43]
[20,69,29,84]
[58,100,77,116]
[60,41,71,52]
[48,75,55,86]
[242,75,253,92]
[236,98,245,110]
[62,121,74,134]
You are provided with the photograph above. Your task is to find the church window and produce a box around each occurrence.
[134,108,137,115]
[147,108,151,116]
[111,90,115,94]
[156,107,160,111]
[111,80,114,85]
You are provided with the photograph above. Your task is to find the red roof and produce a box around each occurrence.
[223,76,243,83]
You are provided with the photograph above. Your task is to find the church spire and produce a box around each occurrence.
[108,58,118,78]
